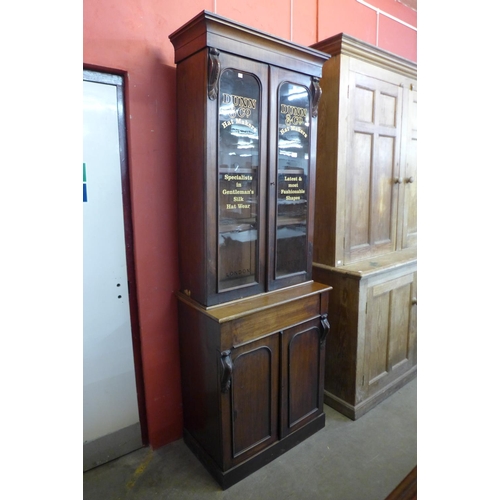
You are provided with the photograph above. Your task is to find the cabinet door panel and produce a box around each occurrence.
[223,335,279,467]
[209,52,269,305]
[354,85,374,123]
[281,319,324,437]
[345,72,402,264]
[402,87,417,249]
[363,272,417,398]
[379,91,398,127]
[365,291,391,385]
[350,131,372,250]
[373,134,397,246]
[267,67,317,291]
[218,68,262,292]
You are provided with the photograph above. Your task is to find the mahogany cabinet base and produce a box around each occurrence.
[183,413,326,490]
[324,366,417,420]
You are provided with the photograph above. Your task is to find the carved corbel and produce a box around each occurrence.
[208,47,221,100]
[319,314,330,347]
[220,350,233,393]
[311,77,322,118]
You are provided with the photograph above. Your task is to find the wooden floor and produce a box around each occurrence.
[385,466,417,500]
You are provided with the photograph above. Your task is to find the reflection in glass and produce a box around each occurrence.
[276,82,310,277]
[218,69,261,291]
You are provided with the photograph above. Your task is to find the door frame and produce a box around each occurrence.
[83,67,147,446]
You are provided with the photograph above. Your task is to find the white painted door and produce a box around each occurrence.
[83,71,142,471]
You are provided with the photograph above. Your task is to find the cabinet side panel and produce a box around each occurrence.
[177,299,222,467]
[314,55,341,267]
[312,266,360,405]
[177,51,208,302]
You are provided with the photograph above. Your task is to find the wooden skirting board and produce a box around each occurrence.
[324,366,417,420]
[385,466,417,500]
[184,414,326,490]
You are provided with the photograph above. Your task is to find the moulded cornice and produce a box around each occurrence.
[169,10,331,76]
[312,33,416,79]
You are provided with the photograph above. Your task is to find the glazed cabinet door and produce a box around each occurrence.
[220,334,280,469]
[212,52,270,304]
[267,67,320,290]
[175,39,325,306]
[344,71,403,264]
[362,270,417,400]
[280,317,328,438]
[176,49,270,307]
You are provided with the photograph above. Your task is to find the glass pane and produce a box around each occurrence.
[276,82,310,277]
[218,69,261,291]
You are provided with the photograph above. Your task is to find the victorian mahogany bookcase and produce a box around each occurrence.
[170,11,331,489]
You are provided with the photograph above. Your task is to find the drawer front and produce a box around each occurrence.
[224,294,321,348]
